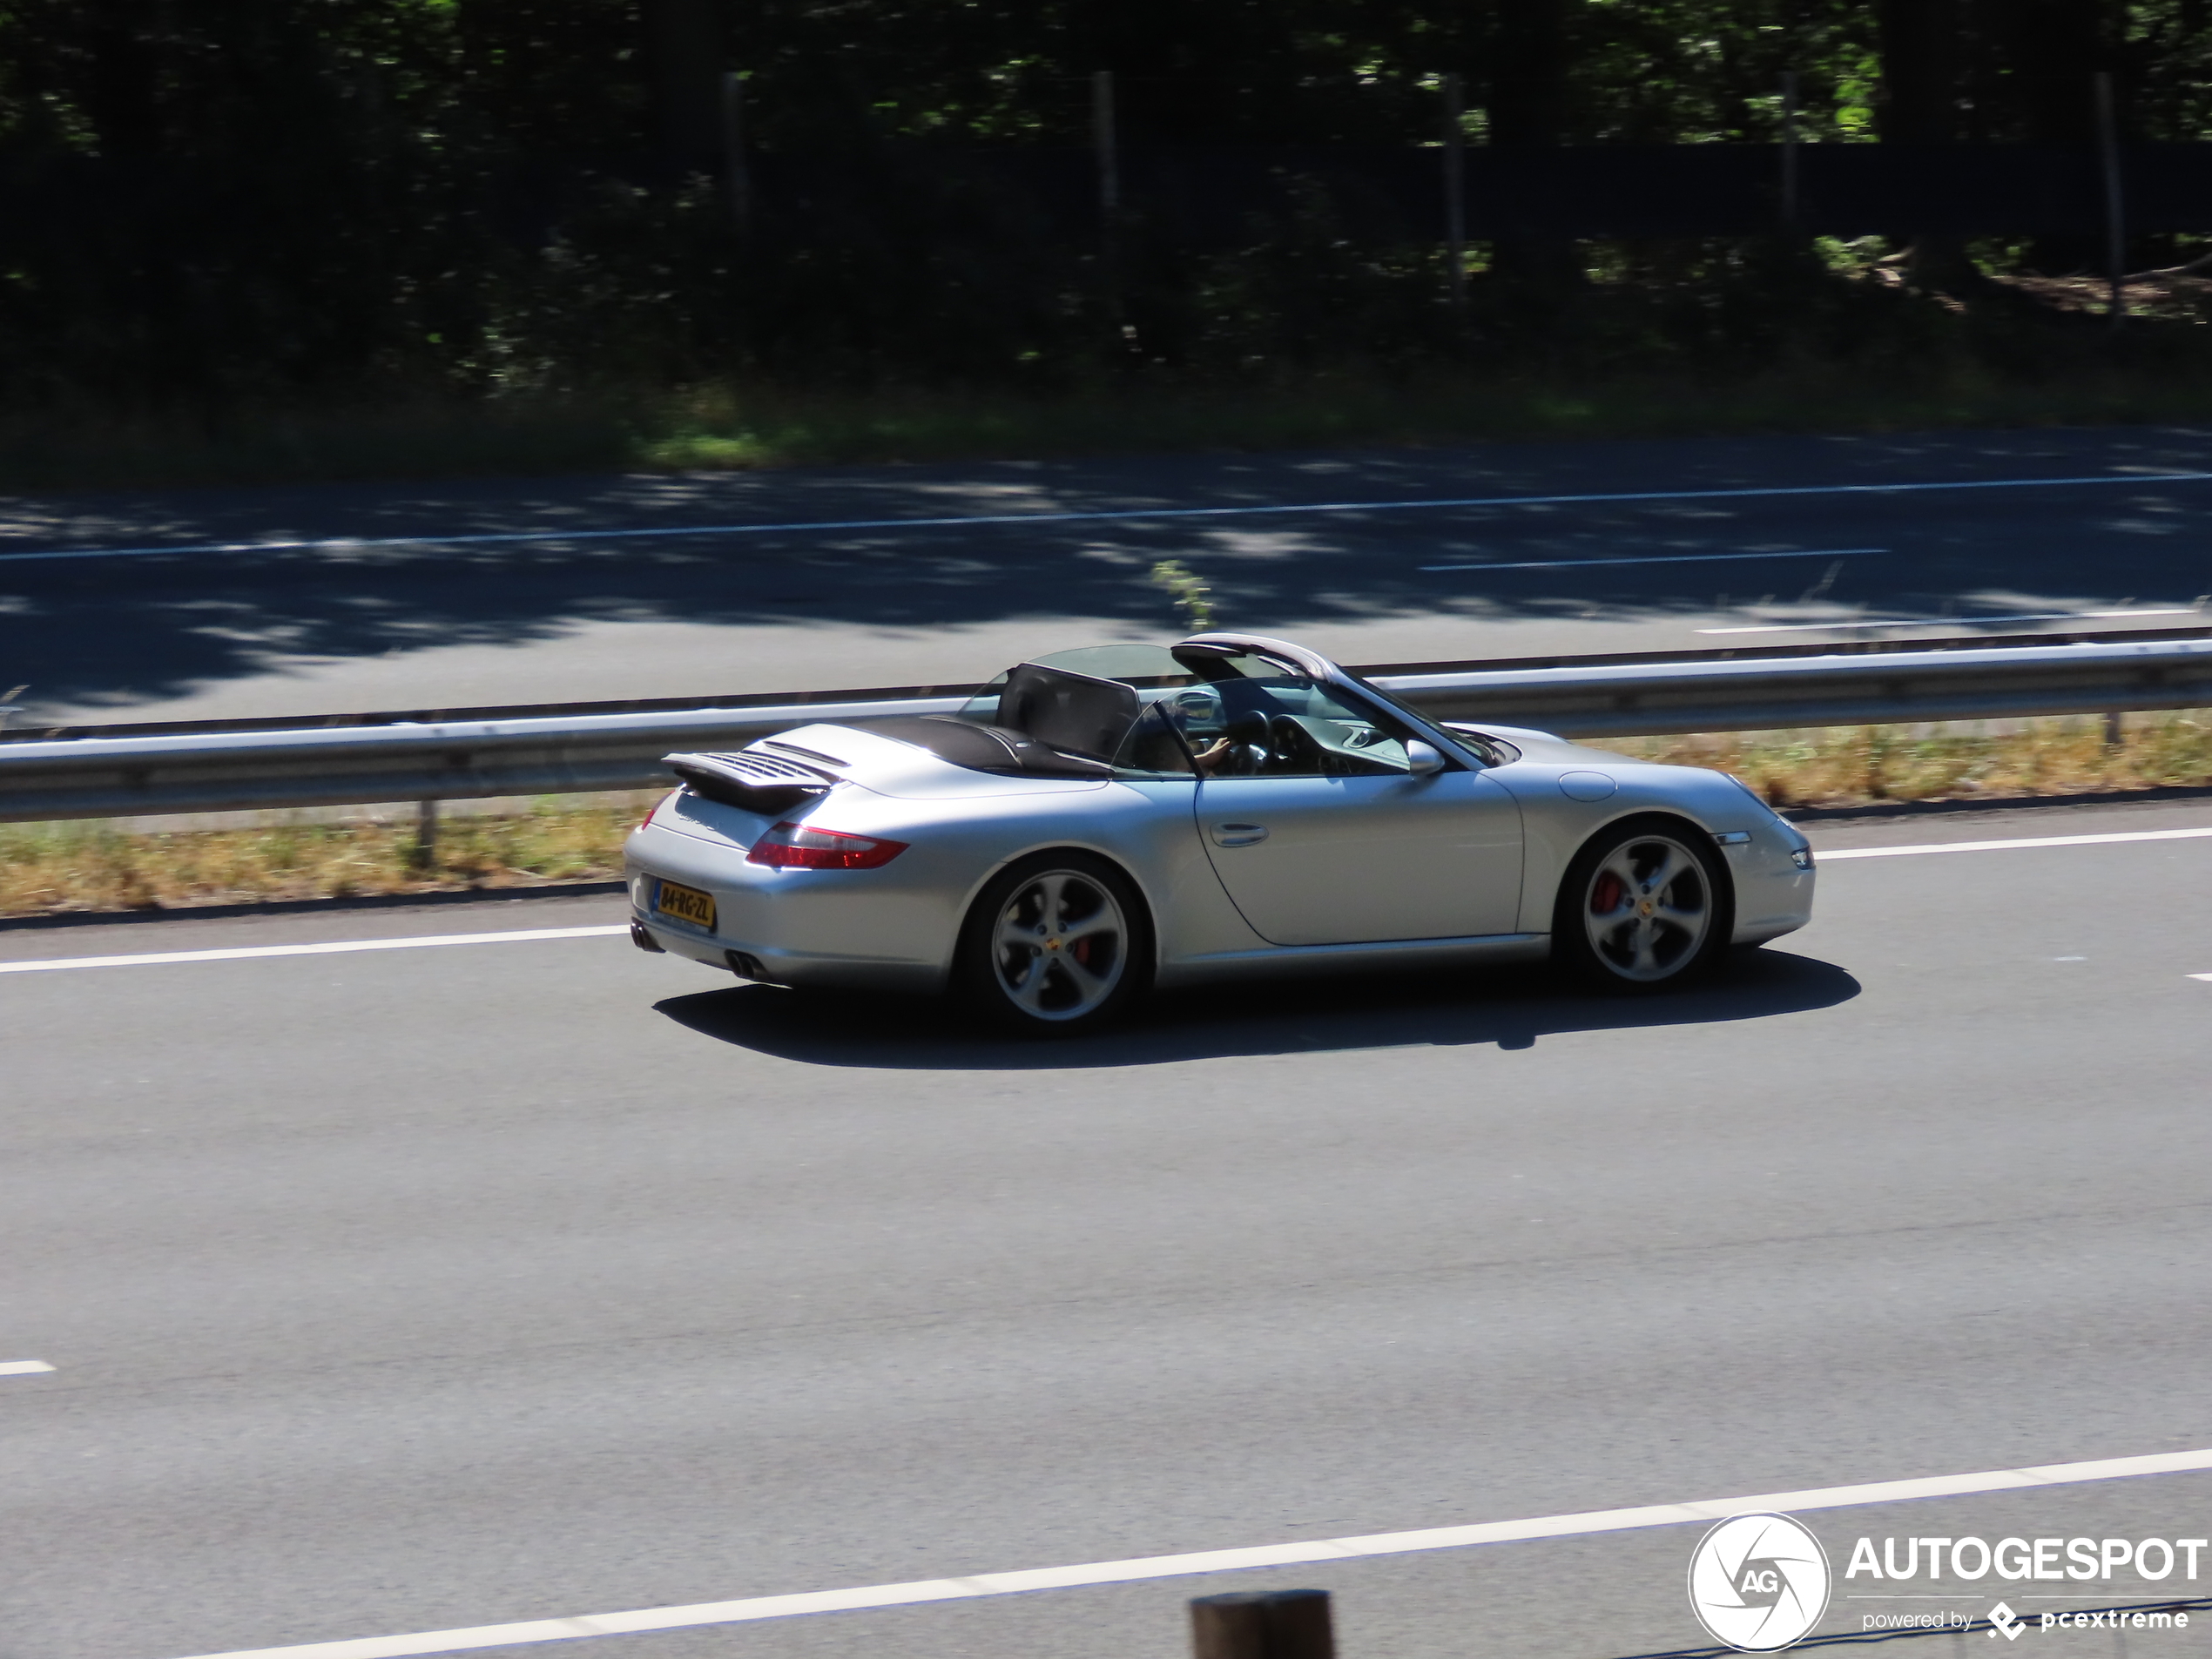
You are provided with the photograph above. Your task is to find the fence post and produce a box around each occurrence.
[1441,73,1467,315]
[720,71,751,233]
[2094,71,2126,329]
[1778,71,1799,228]
[1190,1589,1335,1659]
[414,799,439,870]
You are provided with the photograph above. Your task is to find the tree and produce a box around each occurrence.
[1874,0,1981,291]
[644,0,726,175]
[1997,0,2121,271]
[1487,0,1582,286]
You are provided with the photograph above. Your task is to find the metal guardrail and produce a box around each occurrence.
[3,636,2210,824]
[1386,635,2212,738]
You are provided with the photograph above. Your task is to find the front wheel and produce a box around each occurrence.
[1553,819,1730,993]
[956,852,1152,1034]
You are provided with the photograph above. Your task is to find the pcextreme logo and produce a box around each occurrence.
[1687,1513,1834,1653]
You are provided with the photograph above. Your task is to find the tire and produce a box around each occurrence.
[1553,817,1731,994]
[956,851,1153,1035]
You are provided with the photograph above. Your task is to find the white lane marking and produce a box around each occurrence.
[6,471,2210,564]
[0,829,2199,978]
[0,1360,55,1376]
[166,1444,2212,1659]
[2190,973,2212,981]
[0,925,628,974]
[1698,606,2199,634]
[1421,546,1884,574]
[1817,826,2212,861]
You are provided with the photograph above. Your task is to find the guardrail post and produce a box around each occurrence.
[414,799,438,869]
[1190,1588,1334,1659]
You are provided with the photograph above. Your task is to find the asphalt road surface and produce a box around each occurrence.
[6,425,2212,726]
[6,795,2212,1659]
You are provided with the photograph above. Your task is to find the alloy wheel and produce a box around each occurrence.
[990,869,1129,1022]
[1581,833,1712,983]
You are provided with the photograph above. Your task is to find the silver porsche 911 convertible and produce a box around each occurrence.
[625,632,1815,1032]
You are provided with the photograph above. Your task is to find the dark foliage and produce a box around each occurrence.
[4,0,2212,408]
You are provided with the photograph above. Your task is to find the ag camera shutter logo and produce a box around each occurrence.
[1687,1513,1833,1652]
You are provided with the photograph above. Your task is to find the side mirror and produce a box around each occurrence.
[1405,740,1446,777]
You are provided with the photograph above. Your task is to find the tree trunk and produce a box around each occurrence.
[644,0,727,177]
[1875,0,1980,292]
[75,1,168,159]
[1487,0,1581,288]
[2001,0,2120,272]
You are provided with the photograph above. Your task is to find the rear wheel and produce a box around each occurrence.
[957,852,1151,1034]
[1554,819,1730,993]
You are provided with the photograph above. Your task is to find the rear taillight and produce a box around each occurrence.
[745,821,909,870]
[638,788,681,831]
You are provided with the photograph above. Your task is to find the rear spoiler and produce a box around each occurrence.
[663,750,834,815]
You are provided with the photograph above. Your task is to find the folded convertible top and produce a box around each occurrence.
[851,715,1112,778]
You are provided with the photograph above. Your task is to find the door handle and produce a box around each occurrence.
[1211,822,1269,846]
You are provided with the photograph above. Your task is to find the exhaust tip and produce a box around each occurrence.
[629,921,665,954]
[725,949,765,980]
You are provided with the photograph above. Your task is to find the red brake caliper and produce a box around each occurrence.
[1590,872,1624,914]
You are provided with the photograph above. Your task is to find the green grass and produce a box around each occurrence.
[12,362,2212,494]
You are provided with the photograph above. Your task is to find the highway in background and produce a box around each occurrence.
[4,425,2212,727]
[6,796,2212,1659]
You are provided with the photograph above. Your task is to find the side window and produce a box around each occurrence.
[1165,678,1417,778]
[1110,701,1196,778]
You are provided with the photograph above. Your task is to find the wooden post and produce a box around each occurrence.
[1190,1589,1335,1659]
[1441,73,1467,315]
[1779,71,1800,228]
[1092,71,1120,221]
[414,799,439,870]
[720,71,751,233]
[2094,71,2125,328]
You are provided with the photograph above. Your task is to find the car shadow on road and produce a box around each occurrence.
[652,947,1859,1070]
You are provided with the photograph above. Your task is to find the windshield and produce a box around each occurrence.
[1344,671,1507,765]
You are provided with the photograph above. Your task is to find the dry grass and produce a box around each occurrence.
[1613,710,2212,811]
[0,799,644,918]
[3,716,2209,919]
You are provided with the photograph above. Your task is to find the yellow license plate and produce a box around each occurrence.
[653,878,717,932]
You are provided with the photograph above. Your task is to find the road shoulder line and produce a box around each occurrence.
[0,925,628,974]
[1816,826,2212,860]
[170,1445,2212,1659]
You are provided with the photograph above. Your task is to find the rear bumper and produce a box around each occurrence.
[624,826,956,994]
